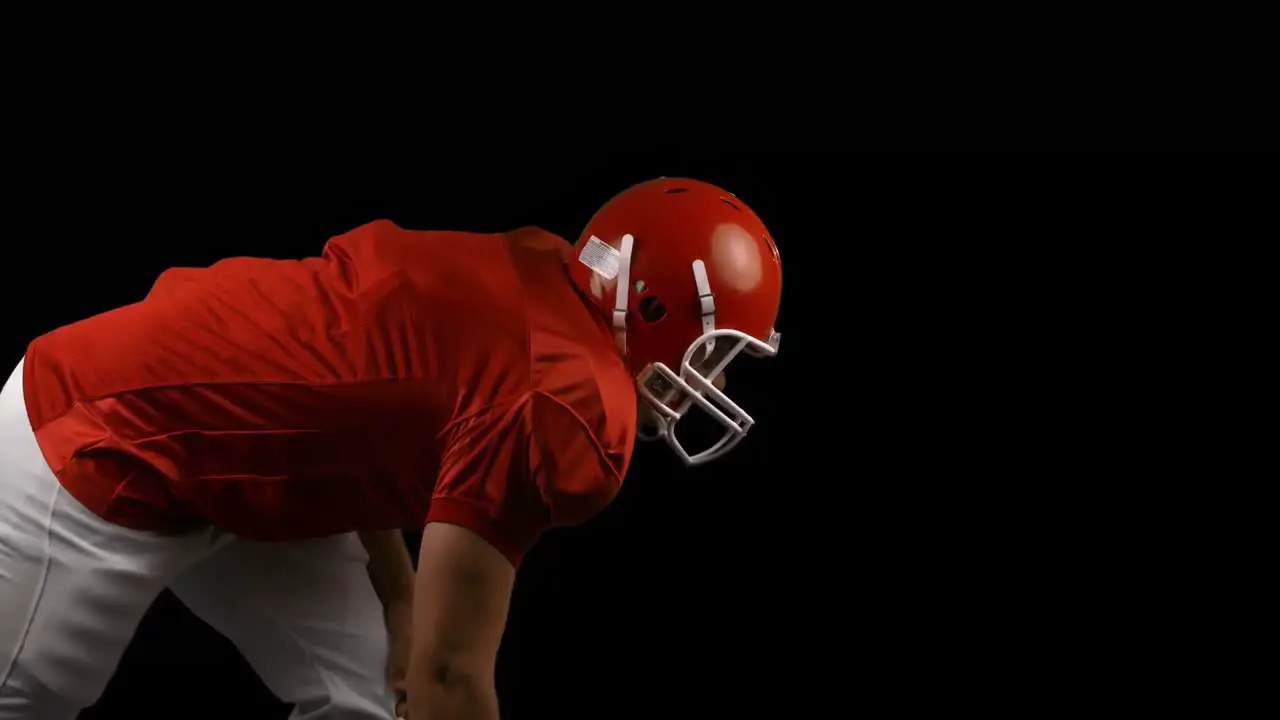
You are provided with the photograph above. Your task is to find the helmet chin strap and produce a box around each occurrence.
[633,257,723,446]
[612,238,723,373]
[612,234,634,355]
[614,237,718,362]
[612,238,735,451]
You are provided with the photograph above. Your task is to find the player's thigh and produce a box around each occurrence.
[0,360,216,718]
[170,533,396,720]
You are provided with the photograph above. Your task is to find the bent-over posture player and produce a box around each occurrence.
[0,178,783,719]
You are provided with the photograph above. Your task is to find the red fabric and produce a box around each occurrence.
[23,221,636,565]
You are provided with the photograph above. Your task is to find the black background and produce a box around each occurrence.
[2,150,1268,718]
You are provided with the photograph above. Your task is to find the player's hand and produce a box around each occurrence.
[385,598,413,719]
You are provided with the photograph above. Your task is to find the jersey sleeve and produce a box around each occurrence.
[527,391,625,528]
[426,399,547,566]
[426,392,625,566]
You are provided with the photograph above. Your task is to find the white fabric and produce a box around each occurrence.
[0,359,396,719]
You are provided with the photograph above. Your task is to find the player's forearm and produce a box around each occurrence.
[358,529,415,605]
[407,668,499,720]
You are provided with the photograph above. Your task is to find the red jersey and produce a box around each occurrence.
[22,221,636,565]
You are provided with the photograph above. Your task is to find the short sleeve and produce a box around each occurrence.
[426,398,548,566]
[426,392,626,566]
[528,391,625,529]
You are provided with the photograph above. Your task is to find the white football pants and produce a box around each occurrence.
[0,359,397,719]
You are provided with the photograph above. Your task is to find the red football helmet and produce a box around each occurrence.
[568,178,782,465]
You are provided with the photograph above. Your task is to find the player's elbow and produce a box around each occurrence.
[422,656,488,686]
[410,644,494,692]
[408,522,512,717]
[408,655,498,720]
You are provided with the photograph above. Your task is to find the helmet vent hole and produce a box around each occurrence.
[720,197,740,210]
[638,295,668,323]
[663,188,689,194]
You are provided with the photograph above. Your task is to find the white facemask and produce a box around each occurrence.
[634,327,780,465]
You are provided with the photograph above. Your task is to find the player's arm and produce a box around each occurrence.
[406,522,515,720]
[404,390,622,718]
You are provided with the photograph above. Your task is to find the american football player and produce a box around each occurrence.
[0,178,782,719]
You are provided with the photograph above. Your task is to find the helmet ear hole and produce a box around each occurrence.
[637,295,667,323]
